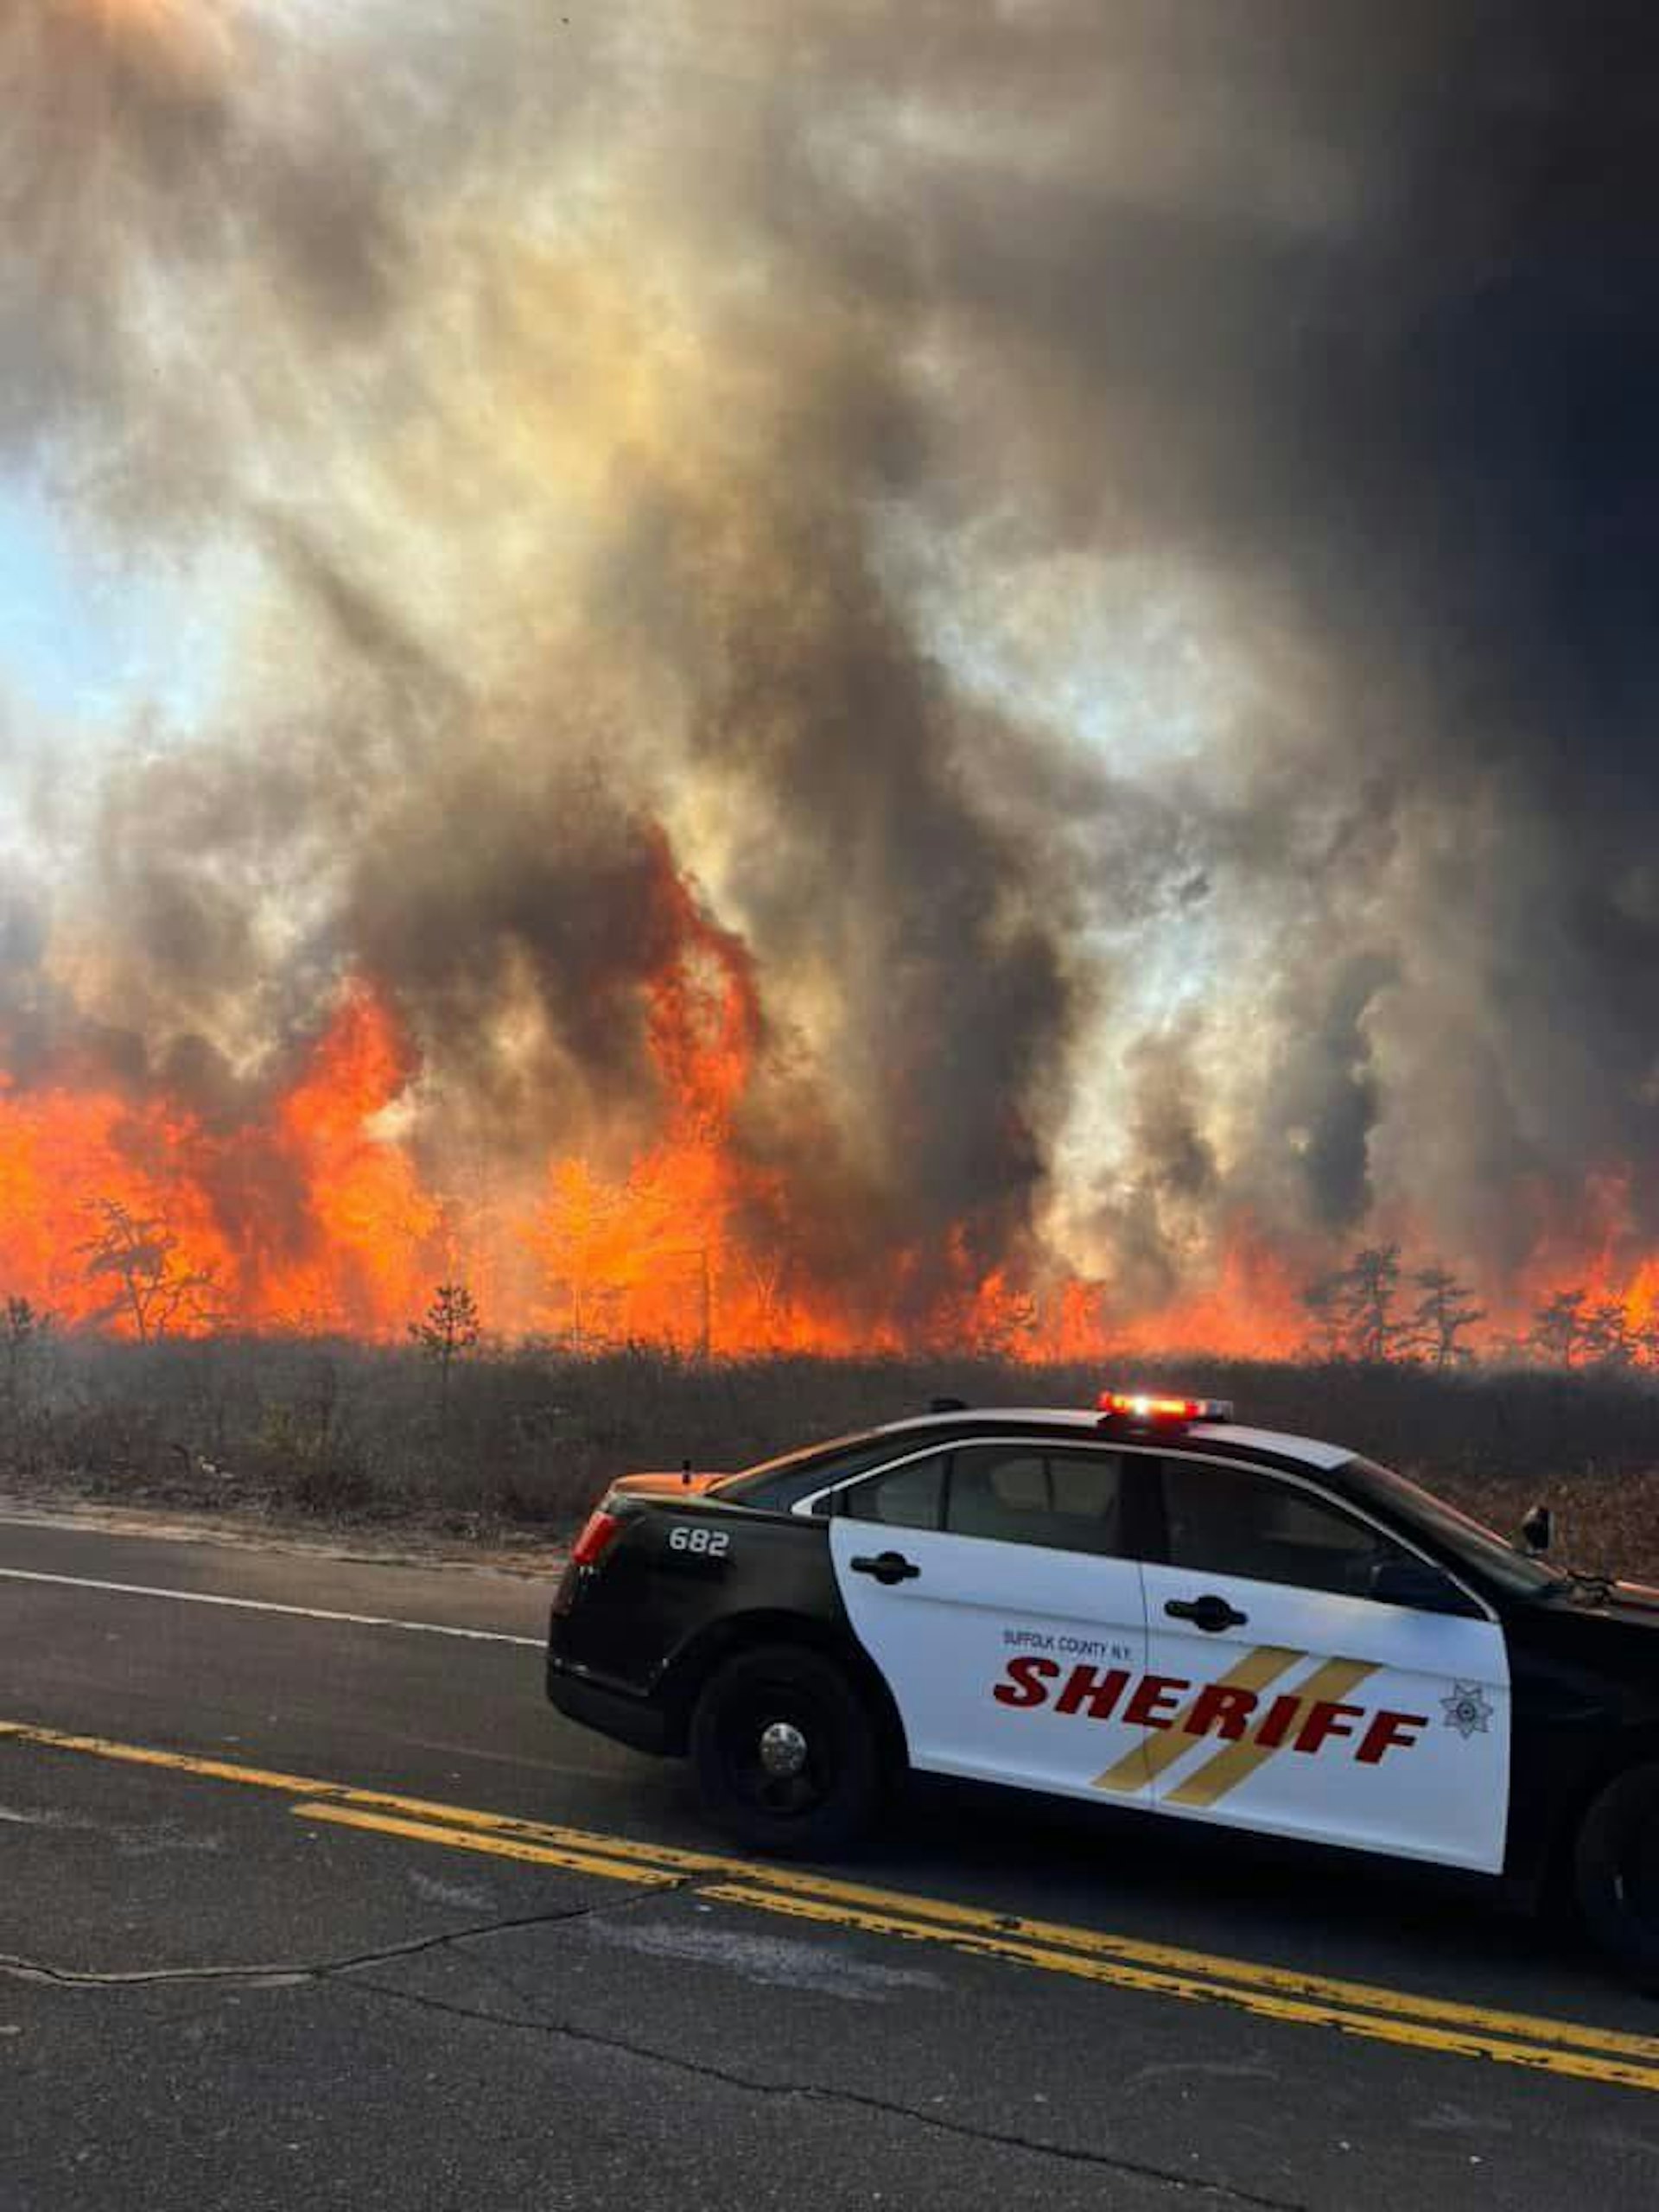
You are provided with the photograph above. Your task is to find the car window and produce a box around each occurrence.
[1160,1459,1414,1599]
[1338,1454,1564,1598]
[945,1445,1125,1555]
[716,1434,928,1512]
[841,1452,946,1530]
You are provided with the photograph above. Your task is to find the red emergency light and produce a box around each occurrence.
[1097,1390,1235,1426]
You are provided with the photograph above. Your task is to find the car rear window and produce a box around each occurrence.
[840,1452,947,1530]
[713,1434,913,1511]
[945,1445,1127,1555]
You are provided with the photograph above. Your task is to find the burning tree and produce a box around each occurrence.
[1530,1282,1659,1362]
[962,1272,1041,1360]
[527,1155,727,1357]
[1301,1248,1487,1367]
[1345,1246,1405,1362]
[528,1161,635,1351]
[1530,1288,1589,1367]
[1526,1287,1658,1370]
[1301,1245,1408,1363]
[1404,1265,1486,1371]
[737,1247,792,1350]
[77,1200,223,1341]
[1580,1295,1638,1370]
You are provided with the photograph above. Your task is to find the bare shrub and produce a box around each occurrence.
[2,1335,1658,1571]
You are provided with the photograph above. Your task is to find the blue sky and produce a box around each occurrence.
[0,483,226,737]
[0,486,128,723]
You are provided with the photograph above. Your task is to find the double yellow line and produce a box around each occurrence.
[5,1714,1658,2094]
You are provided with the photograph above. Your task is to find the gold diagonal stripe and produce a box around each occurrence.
[1166,1656,1378,1809]
[1091,1644,1305,1795]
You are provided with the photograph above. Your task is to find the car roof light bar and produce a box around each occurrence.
[1096,1390,1235,1426]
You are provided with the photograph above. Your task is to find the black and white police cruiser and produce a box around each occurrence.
[547,1390,1659,1972]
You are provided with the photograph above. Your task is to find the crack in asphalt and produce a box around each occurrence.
[0,1882,677,1991]
[3,1888,1307,2205]
[341,1971,1309,2210]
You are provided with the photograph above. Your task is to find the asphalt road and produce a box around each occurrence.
[6,1511,1659,2210]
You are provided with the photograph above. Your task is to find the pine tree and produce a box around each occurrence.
[1530,1287,1588,1367]
[1406,1264,1485,1371]
[1581,1295,1637,1370]
[410,1283,481,1417]
[1345,1245,1405,1363]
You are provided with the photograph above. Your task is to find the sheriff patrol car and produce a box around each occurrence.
[546,1393,1659,1972]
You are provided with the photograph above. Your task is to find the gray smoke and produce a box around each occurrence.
[4,0,1657,1331]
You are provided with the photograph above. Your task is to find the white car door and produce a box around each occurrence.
[825,1440,1154,1802]
[1113,1453,1510,1872]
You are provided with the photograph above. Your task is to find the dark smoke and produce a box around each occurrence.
[5,0,1659,1325]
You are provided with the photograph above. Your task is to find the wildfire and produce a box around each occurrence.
[0,986,436,1339]
[0,919,1090,1356]
[5,865,1659,1362]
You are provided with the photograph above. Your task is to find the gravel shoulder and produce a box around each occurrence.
[0,1487,569,1579]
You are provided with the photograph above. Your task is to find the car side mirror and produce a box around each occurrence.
[1368,1557,1475,1617]
[1520,1504,1554,1557]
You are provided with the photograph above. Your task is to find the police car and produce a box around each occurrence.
[546,1392,1659,1971]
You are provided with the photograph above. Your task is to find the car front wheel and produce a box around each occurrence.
[690,1643,884,1858]
[1574,1758,1659,1980]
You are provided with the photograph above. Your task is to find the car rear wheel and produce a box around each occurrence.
[690,1643,883,1857]
[1574,1759,1659,1980]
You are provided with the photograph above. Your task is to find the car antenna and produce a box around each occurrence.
[930,1395,969,1414]
[681,1456,693,1487]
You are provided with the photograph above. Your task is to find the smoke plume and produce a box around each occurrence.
[3,0,1657,1344]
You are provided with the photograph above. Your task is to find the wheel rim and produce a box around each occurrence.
[715,1677,836,1820]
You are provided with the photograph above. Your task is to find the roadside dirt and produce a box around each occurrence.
[0,1487,569,1578]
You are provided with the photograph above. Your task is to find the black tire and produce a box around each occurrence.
[1574,1759,1659,1980]
[690,1643,884,1858]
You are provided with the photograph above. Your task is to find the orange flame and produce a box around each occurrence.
[0,985,437,1339]
[7,862,1653,1363]
[0,969,1476,1362]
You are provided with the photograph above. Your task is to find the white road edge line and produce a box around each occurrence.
[0,1567,543,1647]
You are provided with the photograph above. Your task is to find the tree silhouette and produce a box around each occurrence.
[2,1297,50,1408]
[1581,1294,1637,1370]
[1344,1246,1405,1362]
[741,1248,791,1349]
[1531,1287,1589,1367]
[1303,1245,1407,1363]
[1305,1244,1465,1364]
[78,1200,222,1340]
[410,1282,481,1417]
[1406,1265,1486,1371]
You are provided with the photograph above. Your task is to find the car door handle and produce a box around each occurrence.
[1165,1593,1248,1633]
[850,1551,921,1586]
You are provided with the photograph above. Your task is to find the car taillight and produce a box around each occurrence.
[570,1507,624,1568]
